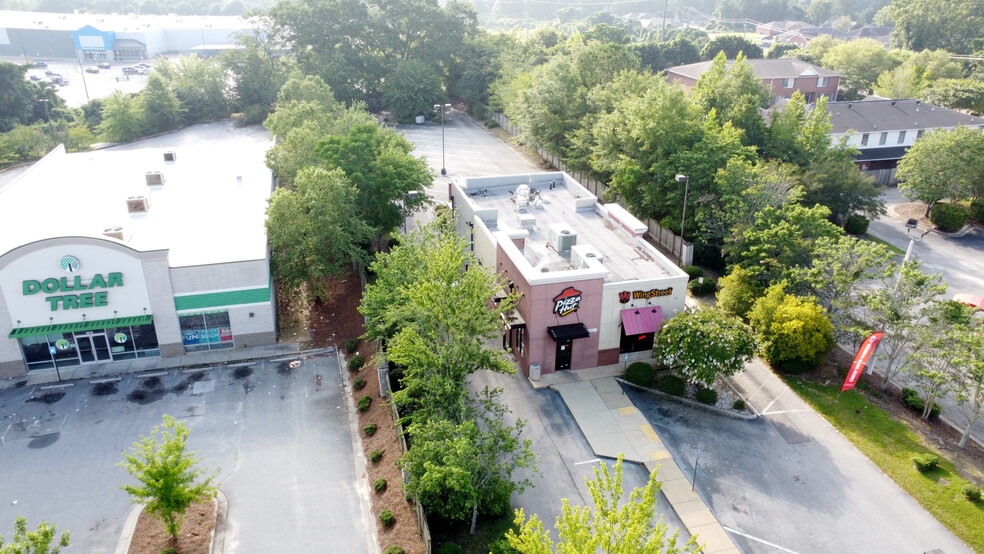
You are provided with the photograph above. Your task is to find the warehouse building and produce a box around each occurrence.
[0,122,276,378]
[452,172,688,378]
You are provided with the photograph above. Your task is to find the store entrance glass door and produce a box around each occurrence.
[77,333,112,363]
[555,339,573,371]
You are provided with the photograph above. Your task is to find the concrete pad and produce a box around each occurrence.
[661,478,700,503]
[587,432,642,462]
[690,522,738,553]
[617,405,638,415]
[654,462,687,482]
[592,377,623,394]
[599,390,633,409]
[575,410,618,437]
[554,382,609,414]
[642,449,671,462]
[673,499,718,528]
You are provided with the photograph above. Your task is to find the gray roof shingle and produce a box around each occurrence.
[826,99,983,133]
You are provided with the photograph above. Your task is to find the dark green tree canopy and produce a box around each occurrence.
[700,34,764,60]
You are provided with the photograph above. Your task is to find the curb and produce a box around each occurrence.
[616,377,759,421]
[115,490,227,554]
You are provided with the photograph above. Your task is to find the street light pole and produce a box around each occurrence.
[675,174,690,264]
[433,103,451,175]
[893,218,935,292]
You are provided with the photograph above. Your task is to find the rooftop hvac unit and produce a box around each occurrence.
[145,171,165,186]
[163,151,176,162]
[548,224,577,253]
[571,244,604,268]
[102,226,128,241]
[127,196,150,213]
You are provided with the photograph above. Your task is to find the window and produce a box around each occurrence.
[179,311,233,352]
[860,133,869,146]
[898,130,907,144]
[917,129,924,139]
[782,78,794,88]
[879,132,888,145]
[818,76,829,87]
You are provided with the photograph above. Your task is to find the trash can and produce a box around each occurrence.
[529,363,541,381]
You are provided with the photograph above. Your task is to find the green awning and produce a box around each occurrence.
[8,315,153,339]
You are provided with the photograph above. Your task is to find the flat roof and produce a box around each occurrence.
[826,99,983,134]
[461,173,682,283]
[0,121,274,267]
[666,58,841,81]
[0,10,251,32]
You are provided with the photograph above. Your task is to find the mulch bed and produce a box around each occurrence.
[307,269,427,554]
[127,501,215,554]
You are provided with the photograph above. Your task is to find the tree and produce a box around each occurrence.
[506,456,699,553]
[766,43,800,59]
[315,123,432,236]
[908,321,963,419]
[799,152,885,226]
[700,35,764,60]
[953,327,984,448]
[97,91,144,143]
[857,261,947,390]
[872,49,963,99]
[888,0,984,54]
[694,52,769,147]
[0,62,45,133]
[266,167,373,300]
[399,390,538,534]
[748,285,834,367]
[137,73,182,135]
[382,60,445,122]
[821,39,896,98]
[923,79,984,115]
[787,235,893,341]
[119,415,218,539]
[154,55,230,124]
[716,266,765,320]
[896,126,984,214]
[725,202,843,286]
[653,307,757,386]
[0,517,69,554]
[222,17,293,124]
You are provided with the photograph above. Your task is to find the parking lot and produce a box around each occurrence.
[0,354,372,553]
[6,57,152,108]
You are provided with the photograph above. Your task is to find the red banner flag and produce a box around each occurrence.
[841,332,884,393]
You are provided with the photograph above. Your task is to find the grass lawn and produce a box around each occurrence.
[862,232,906,255]
[786,378,984,550]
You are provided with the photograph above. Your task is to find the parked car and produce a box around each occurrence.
[50,76,69,85]
[135,63,151,69]
[33,61,48,68]
[97,62,111,69]
[121,66,138,74]
[28,74,41,81]
[85,66,99,73]
[138,68,153,75]
[44,69,57,76]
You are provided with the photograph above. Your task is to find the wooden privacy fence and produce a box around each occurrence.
[490,112,693,266]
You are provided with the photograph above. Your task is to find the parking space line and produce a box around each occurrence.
[722,525,800,554]
[90,377,121,384]
[574,458,600,466]
[135,371,167,379]
[40,383,75,390]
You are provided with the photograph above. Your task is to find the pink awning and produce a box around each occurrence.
[621,306,663,336]
[954,293,984,310]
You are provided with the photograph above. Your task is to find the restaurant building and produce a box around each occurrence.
[0,122,276,378]
[452,172,688,378]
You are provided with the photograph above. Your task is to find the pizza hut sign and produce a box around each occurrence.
[553,286,582,317]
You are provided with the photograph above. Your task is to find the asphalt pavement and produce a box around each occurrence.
[866,186,984,448]
[0,350,374,553]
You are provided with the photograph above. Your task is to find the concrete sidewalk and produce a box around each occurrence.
[0,342,305,390]
[533,365,740,554]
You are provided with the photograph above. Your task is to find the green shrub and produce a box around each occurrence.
[930,202,968,232]
[161,549,178,554]
[374,478,388,492]
[962,484,982,502]
[695,388,718,405]
[902,388,942,419]
[688,277,717,296]
[732,399,746,411]
[436,544,463,554]
[364,423,378,436]
[384,547,405,554]
[844,214,870,235]
[358,395,372,412]
[625,362,655,387]
[682,265,705,280]
[971,198,984,223]
[345,338,360,353]
[778,358,814,374]
[353,377,366,390]
[912,453,941,472]
[370,449,383,463]
[348,354,365,371]
[656,374,685,396]
[485,119,499,128]
[379,509,396,526]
